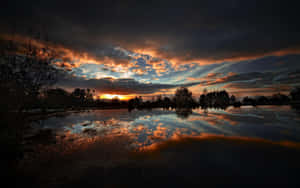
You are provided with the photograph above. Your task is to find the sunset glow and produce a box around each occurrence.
[99,94,132,101]
[3,1,300,187]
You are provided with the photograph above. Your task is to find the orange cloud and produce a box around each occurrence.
[132,68,148,75]
[140,133,300,152]
[150,60,168,76]
[0,33,135,73]
[126,42,300,70]
[222,83,292,97]
[187,72,234,82]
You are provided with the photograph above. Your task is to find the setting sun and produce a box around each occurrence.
[99,94,131,101]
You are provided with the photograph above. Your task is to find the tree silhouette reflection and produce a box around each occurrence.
[175,108,193,119]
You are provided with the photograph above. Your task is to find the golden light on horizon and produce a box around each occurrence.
[99,94,132,101]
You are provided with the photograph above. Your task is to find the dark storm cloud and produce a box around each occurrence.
[56,76,200,95]
[2,0,300,97]
[198,70,300,89]
[1,0,300,63]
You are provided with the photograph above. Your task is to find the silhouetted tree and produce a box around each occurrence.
[199,94,206,107]
[290,87,300,110]
[256,96,269,105]
[290,87,300,101]
[43,88,72,108]
[0,34,59,112]
[71,88,86,105]
[0,31,60,166]
[156,95,163,104]
[269,93,290,105]
[112,96,120,105]
[242,97,256,106]
[230,95,236,104]
[174,87,195,108]
[233,101,242,107]
[163,97,172,109]
[199,90,230,108]
[128,96,143,109]
[176,108,192,119]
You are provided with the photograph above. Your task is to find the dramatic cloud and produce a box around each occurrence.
[1,0,300,96]
[56,76,200,95]
[2,0,300,64]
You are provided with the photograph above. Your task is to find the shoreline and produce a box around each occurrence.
[6,104,298,121]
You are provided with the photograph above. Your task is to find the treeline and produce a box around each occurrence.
[38,86,300,110]
[199,90,298,108]
[128,87,198,110]
[128,87,300,110]
[199,88,300,108]
[242,94,290,106]
[199,90,232,108]
[128,87,199,109]
[128,89,234,110]
[15,87,129,110]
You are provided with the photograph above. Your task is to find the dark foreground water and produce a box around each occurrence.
[17,106,300,187]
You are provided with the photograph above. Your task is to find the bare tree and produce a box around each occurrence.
[0,33,59,111]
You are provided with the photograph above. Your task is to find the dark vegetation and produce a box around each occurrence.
[0,32,59,179]
[1,33,300,179]
[128,87,299,110]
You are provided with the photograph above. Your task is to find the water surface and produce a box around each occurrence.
[29,105,300,150]
[20,106,300,187]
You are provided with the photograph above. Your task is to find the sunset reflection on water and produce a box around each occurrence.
[27,105,300,156]
[18,105,300,188]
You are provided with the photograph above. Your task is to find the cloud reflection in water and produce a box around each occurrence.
[28,106,300,157]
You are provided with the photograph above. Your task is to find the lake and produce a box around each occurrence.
[29,105,300,148]
[20,105,300,187]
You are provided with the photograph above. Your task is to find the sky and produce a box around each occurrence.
[1,0,300,99]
